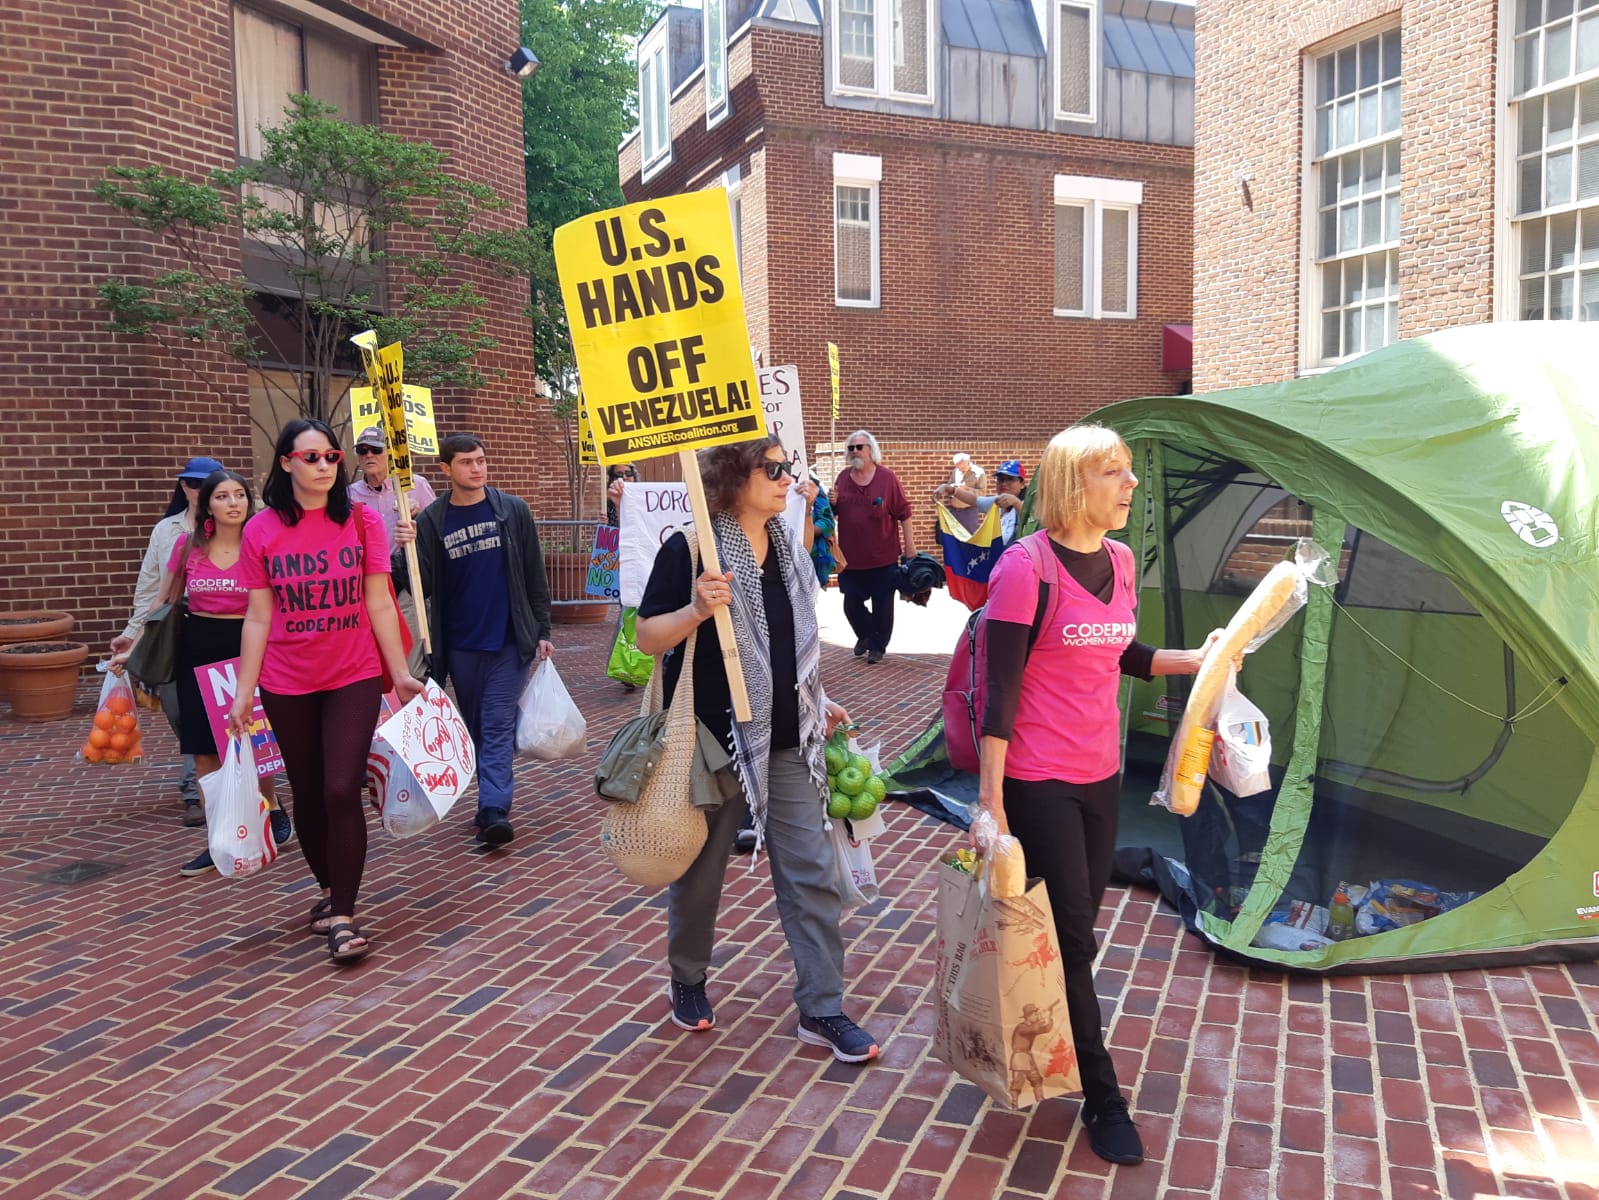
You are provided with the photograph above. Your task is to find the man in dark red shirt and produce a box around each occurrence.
[831,429,916,663]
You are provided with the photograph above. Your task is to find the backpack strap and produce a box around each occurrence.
[1015,531,1059,659]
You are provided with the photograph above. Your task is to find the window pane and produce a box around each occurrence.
[234,5,303,160]
[1058,4,1093,116]
[1552,209,1579,266]
[1522,275,1545,319]
[1361,196,1383,247]
[1384,192,1400,240]
[1322,308,1342,358]
[1549,88,1576,144]
[1381,82,1401,134]
[1102,208,1130,312]
[1382,30,1401,80]
[1520,155,1544,213]
[892,0,929,96]
[1317,55,1335,105]
[1055,203,1085,310]
[1552,0,1575,22]
[1336,97,1356,147]
[1580,12,1599,70]
[1549,22,1574,83]
[1551,271,1575,318]
[1518,0,1544,38]
[841,0,876,89]
[1523,217,1548,272]
[1359,37,1379,88]
[835,185,874,302]
[1582,211,1599,260]
[1579,144,1599,199]
[1320,209,1337,257]
[1548,148,1574,206]
[1581,269,1599,317]
[1337,46,1356,94]
[1359,90,1378,140]
[1515,33,1540,93]
[1580,79,1599,137]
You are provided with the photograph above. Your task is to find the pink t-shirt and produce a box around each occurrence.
[167,541,249,617]
[985,533,1138,783]
[240,504,390,696]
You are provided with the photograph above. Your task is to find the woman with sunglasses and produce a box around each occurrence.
[637,436,880,1064]
[228,418,423,964]
[111,469,291,876]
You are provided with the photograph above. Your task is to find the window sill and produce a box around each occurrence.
[1053,310,1137,320]
[835,298,880,309]
[640,151,673,185]
[831,86,934,105]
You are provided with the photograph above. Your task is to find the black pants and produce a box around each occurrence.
[262,677,383,917]
[838,563,897,653]
[1003,772,1124,1108]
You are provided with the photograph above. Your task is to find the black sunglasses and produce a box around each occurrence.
[759,460,796,481]
[355,444,385,455]
[846,443,868,451]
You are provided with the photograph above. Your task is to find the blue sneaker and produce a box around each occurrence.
[269,807,293,848]
[797,1012,879,1063]
[179,849,216,877]
[667,978,715,1031]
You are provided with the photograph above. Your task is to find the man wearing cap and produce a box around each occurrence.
[349,425,435,679]
[939,459,1028,544]
[110,456,224,825]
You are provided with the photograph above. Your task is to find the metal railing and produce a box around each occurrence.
[537,519,615,619]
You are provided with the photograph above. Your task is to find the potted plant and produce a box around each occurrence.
[0,640,91,721]
[0,610,75,702]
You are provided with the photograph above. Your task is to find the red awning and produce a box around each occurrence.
[1162,324,1193,373]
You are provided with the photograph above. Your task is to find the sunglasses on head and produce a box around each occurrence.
[355,444,385,455]
[759,460,796,481]
[286,449,344,466]
[847,443,867,451]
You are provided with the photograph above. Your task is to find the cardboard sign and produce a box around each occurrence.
[827,342,841,420]
[194,658,284,777]
[373,680,476,817]
[554,191,763,463]
[586,525,620,598]
[618,483,694,608]
[351,385,438,456]
[577,392,598,465]
[351,333,413,489]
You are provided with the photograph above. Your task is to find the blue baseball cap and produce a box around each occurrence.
[178,456,225,481]
[996,459,1025,481]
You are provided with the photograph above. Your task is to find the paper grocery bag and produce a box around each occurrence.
[932,858,1080,1110]
[371,681,477,820]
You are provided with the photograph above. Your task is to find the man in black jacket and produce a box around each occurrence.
[396,433,553,845]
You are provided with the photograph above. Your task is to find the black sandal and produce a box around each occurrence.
[327,921,371,964]
[307,897,335,936]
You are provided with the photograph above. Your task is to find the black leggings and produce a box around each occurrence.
[1002,772,1123,1108]
[262,677,383,917]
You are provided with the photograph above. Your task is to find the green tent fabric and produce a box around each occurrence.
[889,322,1599,972]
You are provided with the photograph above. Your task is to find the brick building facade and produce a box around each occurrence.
[0,0,544,644]
[1194,0,1580,391]
[617,0,1195,531]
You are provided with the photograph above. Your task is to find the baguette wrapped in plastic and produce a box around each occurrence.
[1153,554,1312,816]
[969,808,1029,897]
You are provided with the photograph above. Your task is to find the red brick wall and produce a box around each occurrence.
[621,24,1193,499]
[0,0,545,647]
[1192,0,1497,390]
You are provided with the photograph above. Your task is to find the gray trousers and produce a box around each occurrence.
[667,747,847,1017]
[155,681,200,801]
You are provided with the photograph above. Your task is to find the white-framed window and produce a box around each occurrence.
[831,0,933,103]
[1053,175,1140,318]
[834,152,881,307]
[1054,0,1098,123]
[1306,27,1401,364]
[705,0,729,127]
[717,165,744,283]
[1508,0,1599,321]
[639,24,672,177]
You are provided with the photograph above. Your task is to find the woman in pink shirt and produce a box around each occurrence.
[112,469,290,876]
[229,419,423,964]
[977,425,1212,1167]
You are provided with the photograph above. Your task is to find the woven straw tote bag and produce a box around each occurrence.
[600,533,711,886]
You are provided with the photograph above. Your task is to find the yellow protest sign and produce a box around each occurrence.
[827,342,841,421]
[577,392,598,465]
[350,386,437,457]
[554,191,762,463]
[351,333,412,490]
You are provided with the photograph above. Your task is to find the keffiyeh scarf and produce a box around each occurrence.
[711,510,830,849]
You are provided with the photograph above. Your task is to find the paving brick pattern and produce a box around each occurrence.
[1,594,1597,1199]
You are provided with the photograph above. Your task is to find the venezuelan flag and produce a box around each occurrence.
[937,501,1007,611]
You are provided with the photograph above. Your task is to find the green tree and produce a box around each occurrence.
[95,93,542,443]
[521,0,658,515]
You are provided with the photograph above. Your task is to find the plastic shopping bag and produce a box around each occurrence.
[200,736,276,877]
[367,736,438,838]
[827,818,879,912]
[606,607,653,688]
[516,659,587,761]
[77,665,145,765]
[1209,669,1273,797]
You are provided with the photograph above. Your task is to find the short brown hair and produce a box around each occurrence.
[698,435,783,514]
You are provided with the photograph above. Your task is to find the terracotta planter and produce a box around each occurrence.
[544,551,614,626]
[0,610,74,645]
[0,641,90,721]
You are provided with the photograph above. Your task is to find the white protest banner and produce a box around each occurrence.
[758,364,808,534]
[195,658,283,776]
[618,482,692,608]
[372,680,476,818]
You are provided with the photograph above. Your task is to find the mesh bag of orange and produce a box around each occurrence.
[78,668,144,765]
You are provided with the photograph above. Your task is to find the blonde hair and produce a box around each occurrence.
[1032,423,1131,533]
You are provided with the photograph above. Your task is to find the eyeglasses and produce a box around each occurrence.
[759,460,796,481]
[285,449,344,466]
[355,444,385,456]
[847,443,867,451]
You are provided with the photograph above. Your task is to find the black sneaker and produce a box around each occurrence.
[182,800,205,827]
[269,807,294,848]
[852,639,868,658]
[866,650,885,664]
[476,809,514,846]
[179,849,216,877]
[797,1012,879,1063]
[732,828,758,855]
[667,978,715,1031]
[1082,1096,1144,1165]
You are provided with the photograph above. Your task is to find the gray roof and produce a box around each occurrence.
[752,0,820,27]
[942,0,1045,56]
[1104,11,1194,77]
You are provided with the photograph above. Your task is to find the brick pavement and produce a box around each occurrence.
[1,591,1597,1200]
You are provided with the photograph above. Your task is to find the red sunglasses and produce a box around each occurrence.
[285,449,344,466]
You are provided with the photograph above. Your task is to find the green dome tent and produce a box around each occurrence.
[888,322,1599,971]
